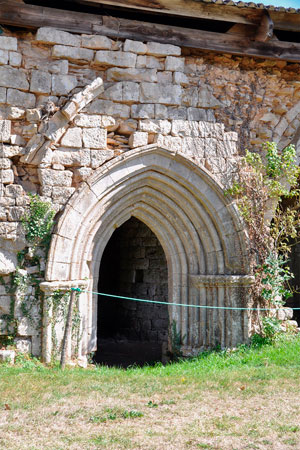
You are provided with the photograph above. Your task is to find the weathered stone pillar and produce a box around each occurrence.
[40,280,89,363]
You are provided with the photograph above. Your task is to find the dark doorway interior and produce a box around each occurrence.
[94,217,169,367]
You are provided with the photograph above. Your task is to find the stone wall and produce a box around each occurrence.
[0,25,298,357]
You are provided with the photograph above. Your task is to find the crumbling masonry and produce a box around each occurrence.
[0,25,299,363]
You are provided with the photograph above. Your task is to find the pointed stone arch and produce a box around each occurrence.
[42,144,253,361]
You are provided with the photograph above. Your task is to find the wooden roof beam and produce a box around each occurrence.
[255,10,274,42]
[0,2,299,62]
[71,0,300,32]
[0,1,104,34]
[70,0,262,26]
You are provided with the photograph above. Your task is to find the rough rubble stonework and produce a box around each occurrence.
[0,26,299,360]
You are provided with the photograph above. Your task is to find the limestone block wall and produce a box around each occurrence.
[0,25,298,356]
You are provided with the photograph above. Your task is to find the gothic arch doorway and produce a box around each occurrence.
[95,217,169,367]
[44,145,253,362]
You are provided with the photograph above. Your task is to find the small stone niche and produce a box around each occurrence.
[95,216,169,367]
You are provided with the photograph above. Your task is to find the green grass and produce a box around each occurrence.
[0,334,300,449]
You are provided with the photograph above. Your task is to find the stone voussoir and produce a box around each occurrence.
[62,77,104,120]
[43,111,68,142]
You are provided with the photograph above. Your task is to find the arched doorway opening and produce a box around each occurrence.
[44,146,252,363]
[95,217,169,367]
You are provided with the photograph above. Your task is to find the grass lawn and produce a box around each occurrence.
[0,335,300,450]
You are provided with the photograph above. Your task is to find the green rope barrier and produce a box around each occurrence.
[71,287,300,311]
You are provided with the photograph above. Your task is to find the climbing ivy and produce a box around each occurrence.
[21,193,55,251]
[226,141,300,338]
[0,195,55,348]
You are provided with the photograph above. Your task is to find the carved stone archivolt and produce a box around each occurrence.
[189,274,254,288]
[44,145,251,360]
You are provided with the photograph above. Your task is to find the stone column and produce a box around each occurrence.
[40,280,89,363]
[180,274,254,355]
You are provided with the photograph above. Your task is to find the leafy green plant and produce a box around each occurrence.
[250,333,271,347]
[0,195,56,349]
[226,142,300,338]
[262,316,282,339]
[21,194,55,250]
[87,352,95,364]
[245,142,299,198]
[12,267,28,293]
[89,408,143,423]
[1,196,79,356]
[259,253,293,307]
[89,415,107,423]
[122,410,143,419]
[0,335,14,349]
[15,352,43,369]
[146,400,158,408]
